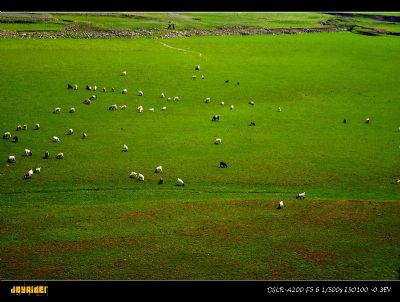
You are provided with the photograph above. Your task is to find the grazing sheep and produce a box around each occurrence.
[129,171,138,179]
[154,166,163,173]
[102,87,106,92]
[205,97,211,103]
[7,155,16,163]
[93,86,97,91]
[277,201,284,209]
[249,122,256,126]
[211,115,220,122]
[82,133,87,139]
[220,101,225,106]
[22,124,27,131]
[24,169,33,180]
[43,151,50,159]
[52,136,60,143]
[16,125,22,131]
[137,106,143,113]
[138,173,145,181]
[161,92,165,98]
[121,71,127,76]
[69,107,75,113]
[122,88,128,94]
[201,75,205,79]
[34,167,41,173]
[35,123,40,130]
[162,106,167,111]
[230,105,234,110]
[24,149,32,156]
[219,161,228,168]
[111,87,115,92]
[3,132,11,139]
[138,90,143,96]
[174,96,179,101]
[195,65,200,70]
[53,107,61,114]
[278,107,282,112]
[56,152,64,159]
[86,85,92,91]
[109,104,117,111]
[296,192,306,200]
[176,178,185,186]
[67,84,73,89]
[122,144,128,152]
[214,138,222,145]
[67,129,73,135]
[167,97,171,101]
[248,101,254,106]
[398,127,400,132]
[89,95,97,100]
[149,108,155,112]
[12,136,18,143]
[83,99,91,105]
[119,105,127,110]
[158,177,164,184]
[74,84,78,90]
[365,118,370,124]
[192,75,197,80]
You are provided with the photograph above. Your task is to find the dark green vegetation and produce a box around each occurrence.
[0,27,399,279]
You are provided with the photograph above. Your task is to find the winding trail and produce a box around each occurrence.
[159,41,202,57]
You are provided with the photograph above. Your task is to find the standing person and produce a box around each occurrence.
[168,21,172,29]
[172,22,175,30]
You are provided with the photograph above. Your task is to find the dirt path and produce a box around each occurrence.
[159,41,202,56]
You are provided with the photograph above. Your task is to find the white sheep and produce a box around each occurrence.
[138,173,145,181]
[205,97,211,103]
[278,107,282,112]
[83,99,91,105]
[102,87,106,92]
[137,105,143,113]
[7,155,16,163]
[149,108,155,112]
[3,132,11,139]
[277,201,284,209]
[74,84,78,90]
[34,167,41,173]
[161,92,165,98]
[67,129,73,135]
[220,101,225,106]
[365,118,370,124]
[53,107,61,113]
[16,125,22,131]
[248,101,254,106]
[214,138,222,145]
[24,169,33,179]
[24,149,32,156]
[121,71,127,76]
[122,88,128,94]
[122,144,128,152]
[129,171,138,179]
[176,178,185,186]
[192,75,197,80]
[93,85,97,91]
[138,90,143,96]
[154,166,163,173]
[162,106,167,111]
[22,124,27,130]
[52,136,60,143]
[56,152,64,159]
[195,65,200,70]
[167,97,171,101]
[201,75,205,79]
[230,105,234,110]
[82,133,87,139]
[296,192,306,200]
[35,123,40,130]
[69,107,75,113]
[174,96,180,101]
[119,105,127,110]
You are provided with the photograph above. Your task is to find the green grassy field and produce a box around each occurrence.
[0,32,399,280]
